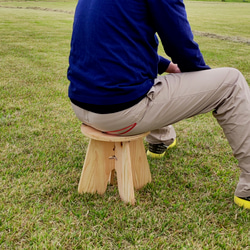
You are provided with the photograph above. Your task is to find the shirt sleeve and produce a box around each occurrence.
[158,56,171,74]
[148,0,210,72]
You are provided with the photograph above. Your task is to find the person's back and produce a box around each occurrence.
[68,0,158,107]
[68,0,208,110]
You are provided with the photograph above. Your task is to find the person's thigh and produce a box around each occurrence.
[129,67,239,134]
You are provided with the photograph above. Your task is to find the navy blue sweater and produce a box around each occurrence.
[67,0,210,113]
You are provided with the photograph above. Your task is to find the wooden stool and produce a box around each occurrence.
[78,124,152,205]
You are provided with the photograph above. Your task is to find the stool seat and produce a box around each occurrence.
[78,124,152,205]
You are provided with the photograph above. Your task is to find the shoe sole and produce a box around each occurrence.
[147,139,177,159]
[234,195,250,209]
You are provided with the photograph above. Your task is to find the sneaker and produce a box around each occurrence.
[147,139,176,159]
[234,195,250,209]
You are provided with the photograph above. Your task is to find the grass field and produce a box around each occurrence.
[1,0,250,249]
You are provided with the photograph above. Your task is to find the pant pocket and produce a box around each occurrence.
[146,78,163,101]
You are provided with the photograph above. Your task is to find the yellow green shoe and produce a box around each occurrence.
[147,139,176,159]
[234,195,250,209]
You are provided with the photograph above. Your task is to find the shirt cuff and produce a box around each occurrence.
[158,56,171,74]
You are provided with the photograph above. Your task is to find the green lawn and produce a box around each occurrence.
[1,1,250,249]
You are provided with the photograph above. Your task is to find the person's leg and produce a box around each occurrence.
[145,125,176,145]
[71,67,250,205]
[130,67,250,202]
[146,125,177,158]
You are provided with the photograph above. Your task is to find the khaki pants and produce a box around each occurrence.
[72,67,250,197]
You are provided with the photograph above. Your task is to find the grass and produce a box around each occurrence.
[1,0,250,249]
[187,1,250,39]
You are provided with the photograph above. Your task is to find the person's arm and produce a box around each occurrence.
[158,56,171,74]
[149,0,210,72]
[166,62,181,73]
[158,55,181,74]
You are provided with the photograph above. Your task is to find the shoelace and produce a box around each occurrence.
[148,143,168,154]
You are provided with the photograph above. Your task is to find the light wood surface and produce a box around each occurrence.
[78,124,152,205]
[81,124,149,142]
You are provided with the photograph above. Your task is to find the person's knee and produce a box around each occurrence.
[227,67,243,84]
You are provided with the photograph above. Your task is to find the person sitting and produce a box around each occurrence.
[67,0,250,209]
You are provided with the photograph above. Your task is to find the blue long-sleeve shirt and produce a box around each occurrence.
[67,0,210,112]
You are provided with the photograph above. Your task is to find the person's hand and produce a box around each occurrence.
[166,62,181,73]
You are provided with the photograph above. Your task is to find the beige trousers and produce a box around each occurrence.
[72,67,250,197]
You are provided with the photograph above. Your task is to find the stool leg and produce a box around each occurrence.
[108,169,116,186]
[78,139,115,195]
[130,138,152,190]
[115,141,135,205]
